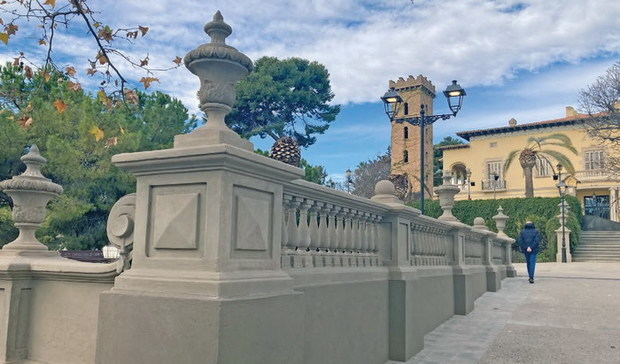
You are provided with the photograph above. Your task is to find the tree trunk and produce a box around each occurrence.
[524,165,534,198]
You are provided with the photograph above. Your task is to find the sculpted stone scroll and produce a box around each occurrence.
[106,193,136,273]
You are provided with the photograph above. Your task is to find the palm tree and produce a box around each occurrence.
[503,134,577,198]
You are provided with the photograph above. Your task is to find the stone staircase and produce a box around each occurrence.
[573,231,620,262]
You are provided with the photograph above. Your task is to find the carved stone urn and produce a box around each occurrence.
[174,10,254,150]
[493,205,509,238]
[0,145,63,253]
[434,172,460,222]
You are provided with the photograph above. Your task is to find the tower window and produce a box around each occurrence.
[404,103,409,115]
[404,126,409,139]
[403,150,409,163]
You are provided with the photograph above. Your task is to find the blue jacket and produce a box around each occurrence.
[517,223,542,254]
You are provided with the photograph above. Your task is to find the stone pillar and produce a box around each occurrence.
[493,206,516,277]
[95,12,305,364]
[556,200,572,263]
[610,187,619,222]
[0,146,63,363]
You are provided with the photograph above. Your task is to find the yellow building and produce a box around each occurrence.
[441,107,620,222]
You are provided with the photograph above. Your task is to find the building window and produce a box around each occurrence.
[486,161,502,181]
[584,150,604,170]
[403,150,409,163]
[404,126,409,139]
[535,158,551,177]
[404,103,409,115]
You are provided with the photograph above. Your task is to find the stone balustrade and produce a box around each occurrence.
[410,216,453,266]
[281,180,386,269]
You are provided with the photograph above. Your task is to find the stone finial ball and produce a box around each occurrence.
[374,180,395,196]
[473,217,485,225]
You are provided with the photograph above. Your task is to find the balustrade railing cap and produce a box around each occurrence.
[370,180,404,205]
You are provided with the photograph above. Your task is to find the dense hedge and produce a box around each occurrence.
[410,196,582,263]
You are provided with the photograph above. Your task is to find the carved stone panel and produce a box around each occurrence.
[147,184,206,257]
[231,186,273,259]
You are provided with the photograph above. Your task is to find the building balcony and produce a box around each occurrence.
[575,169,611,181]
[481,179,507,192]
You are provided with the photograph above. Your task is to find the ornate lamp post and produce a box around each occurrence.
[381,80,466,214]
[345,169,353,193]
[466,167,472,200]
[556,163,568,263]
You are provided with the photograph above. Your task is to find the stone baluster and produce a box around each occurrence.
[318,203,331,251]
[286,197,302,251]
[333,207,345,266]
[308,201,322,252]
[373,215,382,265]
[281,194,294,268]
[298,199,312,251]
[341,208,352,253]
[367,214,376,253]
[361,212,370,253]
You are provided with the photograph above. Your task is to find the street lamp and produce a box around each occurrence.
[345,169,353,193]
[381,80,466,214]
[556,163,568,263]
[466,168,472,200]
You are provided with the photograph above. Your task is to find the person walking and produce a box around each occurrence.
[517,221,542,284]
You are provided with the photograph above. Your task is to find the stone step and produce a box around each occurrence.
[573,258,620,262]
[579,240,620,245]
[573,254,620,259]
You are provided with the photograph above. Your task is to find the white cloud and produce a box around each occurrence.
[1,0,619,113]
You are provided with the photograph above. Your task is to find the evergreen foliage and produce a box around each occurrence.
[0,63,196,250]
[227,57,340,148]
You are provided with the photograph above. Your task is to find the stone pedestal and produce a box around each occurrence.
[95,12,306,364]
[556,227,572,263]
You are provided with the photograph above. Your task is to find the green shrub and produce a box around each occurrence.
[0,206,18,247]
[410,196,582,263]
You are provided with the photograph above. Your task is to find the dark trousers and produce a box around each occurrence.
[525,252,537,279]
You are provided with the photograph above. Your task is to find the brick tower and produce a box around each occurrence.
[389,75,436,197]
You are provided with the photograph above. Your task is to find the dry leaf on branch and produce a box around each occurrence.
[5,24,18,35]
[90,126,105,141]
[24,66,33,79]
[138,26,149,36]
[139,77,159,89]
[65,66,76,76]
[53,99,67,113]
[18,116,33,128]
[66,81,82,91]
[173,56,182,65]
[0,33,8,44]
[43,0,56,7]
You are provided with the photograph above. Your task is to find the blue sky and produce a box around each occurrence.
[1,0,619,181]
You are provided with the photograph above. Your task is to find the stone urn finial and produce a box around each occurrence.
[0,145,63,253]
[493,205,509,237]
[434,171,460,222]
[174,11,254,150]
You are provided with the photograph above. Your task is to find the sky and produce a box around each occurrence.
[1,0,619,182]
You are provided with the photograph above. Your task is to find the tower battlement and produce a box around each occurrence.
[389,74,436,95]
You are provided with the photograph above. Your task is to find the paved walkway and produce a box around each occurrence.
[409,262,620,364]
